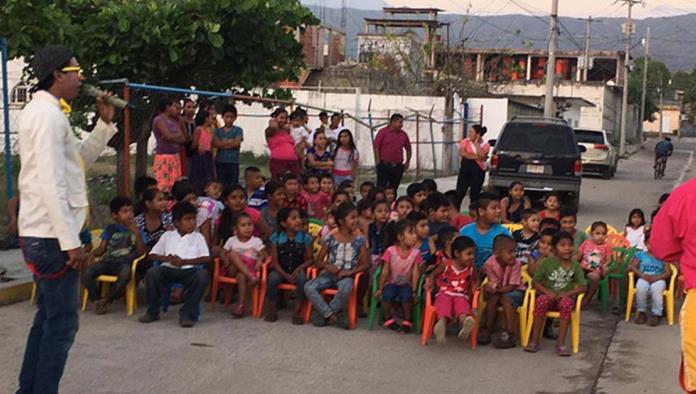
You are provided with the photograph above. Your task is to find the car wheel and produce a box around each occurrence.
[602,167,611,179]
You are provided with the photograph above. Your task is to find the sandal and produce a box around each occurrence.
[383,319,400,331]
[458,316,475,339]
[556,345,571,357]
[524,342,539,353]
[400,320,413,334]
[232,304,245,319]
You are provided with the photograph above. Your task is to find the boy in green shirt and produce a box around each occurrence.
[560,208,587,248]
[526,231,587,356]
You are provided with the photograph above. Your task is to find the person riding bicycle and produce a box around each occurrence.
[654,136,674,169]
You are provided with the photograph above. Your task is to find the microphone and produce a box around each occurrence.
[82,84,130,109]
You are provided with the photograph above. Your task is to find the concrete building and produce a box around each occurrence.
[643,101,681,136]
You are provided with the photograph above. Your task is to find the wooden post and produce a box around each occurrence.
[123,83,131,198]
[415,113,420,181]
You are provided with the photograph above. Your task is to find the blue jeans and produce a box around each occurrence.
[266,270,308,301]
[18,237,80,394]
[504,290,525,309]
[304,272,354,318]
[635,278,666,316]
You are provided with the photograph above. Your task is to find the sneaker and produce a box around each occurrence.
[635,312,648,325]
[648,314,661,327]
[400,320,413,334]
[94,299,108,315]
[458,316,475,340]
[138,313,160,324]
[179,317,195,328]
[310,311,327,327]
[336,311,350,330]
[494,331,516,349]
[434,318,447,345]
[264,304,278,322]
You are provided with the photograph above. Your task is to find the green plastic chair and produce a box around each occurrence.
[367,264,425,334]
[599,245,637,313]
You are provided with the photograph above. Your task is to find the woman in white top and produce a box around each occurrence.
[624,208,647,250]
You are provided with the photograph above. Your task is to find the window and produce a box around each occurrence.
[10,84,28,105]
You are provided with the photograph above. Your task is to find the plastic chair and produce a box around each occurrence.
[308,219,324,259]
[31,229,103,305]
[366,264,424,334]
[209,257,260,318]
[625,263,678,325]
[304,267,363,329]
[584,224,619,235]
[420,287,481,348]
[477,268,533,346]
[524,291,585,353]
[81,255,145,316]
[502,223,523,233]
[598,235,633,312]
[257,261,312,320]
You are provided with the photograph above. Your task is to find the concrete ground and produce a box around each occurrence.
[1,138,694,393]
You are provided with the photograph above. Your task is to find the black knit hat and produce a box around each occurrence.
[30,44,74,84]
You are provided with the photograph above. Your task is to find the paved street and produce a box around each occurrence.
[1,139,694,394]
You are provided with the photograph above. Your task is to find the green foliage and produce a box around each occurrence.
[0,0,318,97]
[628,58,671,121]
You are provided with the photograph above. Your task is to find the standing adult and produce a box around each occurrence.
[374,113,411,189]
[456,125,490,209]
[152,98,187,192]
[266,107,299,180]
[650,178,696,393]
[16,44,116,394]
[180,98,196,174]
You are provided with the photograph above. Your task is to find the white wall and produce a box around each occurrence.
[465,98,510,143]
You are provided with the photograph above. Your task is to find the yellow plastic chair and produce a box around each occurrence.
[478,267,533,346]
[80,255,145,316]
[625,263,678,325]
[503,223,523,233]
[525,290,585,353]
[31,229,103,305]
[584,224,618,235]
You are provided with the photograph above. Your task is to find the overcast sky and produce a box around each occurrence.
[381,0,695,19]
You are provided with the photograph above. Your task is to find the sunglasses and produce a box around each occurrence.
[60,66,83,75]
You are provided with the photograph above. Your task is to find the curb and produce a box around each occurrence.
[0,278,32,306]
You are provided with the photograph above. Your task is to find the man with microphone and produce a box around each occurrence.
[16,44,117,394]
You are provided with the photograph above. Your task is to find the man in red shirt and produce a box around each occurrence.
[373,113,411,189]
[651,177,696,393]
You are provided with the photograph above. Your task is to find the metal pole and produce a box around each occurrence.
[659,86,664,136]
[639,27,650,137]
[582,16,593,82]
[123,83,131,198]
[429,105,437,178]
[544,0,559,118]
[619,0,638,157]
[1,37,13,198]
[415,113,420,180]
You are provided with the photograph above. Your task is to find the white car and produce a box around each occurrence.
[574,128,619,179]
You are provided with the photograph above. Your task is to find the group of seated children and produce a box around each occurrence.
[82,171,672,354]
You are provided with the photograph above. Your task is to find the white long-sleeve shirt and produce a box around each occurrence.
[17,90,117,251]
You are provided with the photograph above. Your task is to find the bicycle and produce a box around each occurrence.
[654,156,667,179]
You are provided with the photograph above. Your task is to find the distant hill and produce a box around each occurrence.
[306,5,696,71]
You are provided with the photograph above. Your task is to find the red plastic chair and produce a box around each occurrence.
[421,287,481,348]
[210,257,260,317]
[257,262,312,320]
[304,267,363,329]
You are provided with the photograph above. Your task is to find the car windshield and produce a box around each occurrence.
[575,130,605,144]
[497,123,578,155]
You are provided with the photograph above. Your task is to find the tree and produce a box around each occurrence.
[1,0,318,191]
[628,58,671,121]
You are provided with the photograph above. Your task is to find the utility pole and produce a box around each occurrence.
[639,27,650,136]
[544,0,559,118]
[340,0,347,30]
[582,16,593,82]
[618,0,641,157]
